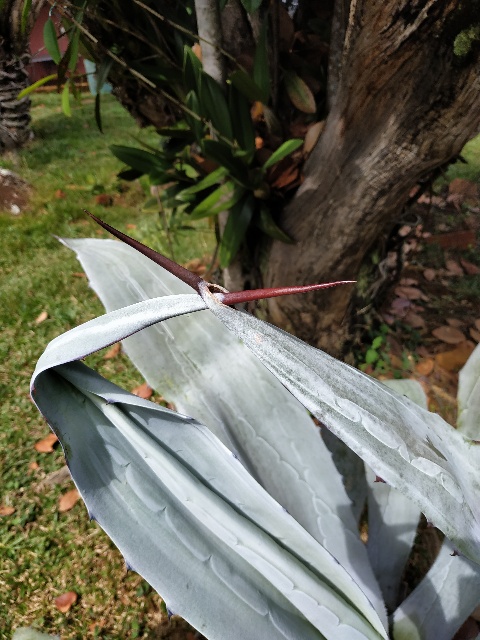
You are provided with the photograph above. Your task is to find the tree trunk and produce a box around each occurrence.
[0,39,32,152]
[264,0,480,355]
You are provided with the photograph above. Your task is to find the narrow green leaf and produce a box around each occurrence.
[43,18,61,65]
[189,181,235,220]
[253,22,270,103]
[284,71,316,114]
[17,74,57,99]
[61,82,72,117]
[219,196,254,267]
[67,28,81,72]
[262,139,303,170]
[95,58,113,95]
[185,91,205,141]
[229,70,264,102]
[110,145,167,175]
[257,207,294,243]
[202,139,250,186]
[21,0,32,34]
[240,0,263,12]
[229,84,255,156]
[177,166,228,198]
[183,46,202,94]
[199,72,233,140]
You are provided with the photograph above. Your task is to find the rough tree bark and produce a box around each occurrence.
[0,0,45,152]
[264,0,480,354]
[61,0,480,354]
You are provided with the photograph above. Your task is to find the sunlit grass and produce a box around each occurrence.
[0,92,211,638]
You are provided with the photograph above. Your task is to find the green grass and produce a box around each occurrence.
[445,135,480,184]
[0,93,212,639]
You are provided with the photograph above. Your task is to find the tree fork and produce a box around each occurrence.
[264,0,480,355]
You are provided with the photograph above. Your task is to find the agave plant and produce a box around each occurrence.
[31,215,480,640]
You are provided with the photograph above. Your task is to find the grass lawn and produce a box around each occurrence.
[0,93,212,639]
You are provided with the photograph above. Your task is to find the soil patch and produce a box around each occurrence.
[0,168,31,215]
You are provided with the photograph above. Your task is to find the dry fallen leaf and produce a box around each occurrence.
[435,341,475,372]
[445,259,464,276]
[132,382,153,399]
[54,591,78,613]
[34,310,48,324]
[460,258,480,275]
[446,318,464,328]
[303,121,324,154]
[404,311,426,329]
[0,505,15,516]
[470,328,480,343]
[28,461,40,471]
[58,489,81,513]
[432,325,465,345]
[423,268,436,281]
[400,277,418,286]
[394,286,427,301]
[34,433,58,453]
[126,223,137,230]
[72,271,87,278]
[103,342,121,359]
[448,177,479,200]
[416,358,434,376]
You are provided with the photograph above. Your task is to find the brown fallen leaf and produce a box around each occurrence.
[470,328,480,343]
[71,272,87,278]
[34,310,48,324]
[34,433,58,453]
[54,189,66,199]
[389,297,411,317]
[94,193,113,207]
[103,342,121,359]
[423,268,437,281]
[460,258,480,275]
[28,461,40,471]
[394,286,427,301]
[54,590,78,613]
[435,341,475,372]
[403,311,426,329]
[416,358,434,376]
[303,121,324,155]
[432,325,465,345]
[445,259,464,276]
[400,277,418,286]
[448,177,479,200]
[446,318,464,328]
[58,489,81,513]
[132,382,153,399]
[0,505,15,516]
[126,223,137,230]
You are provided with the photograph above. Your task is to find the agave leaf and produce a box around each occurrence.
[392,540,480,640]
[32,310,387,640]
[458,343,480,439]
[61,237,387,629]
[202,291,480,565]
[366,380,424,611]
